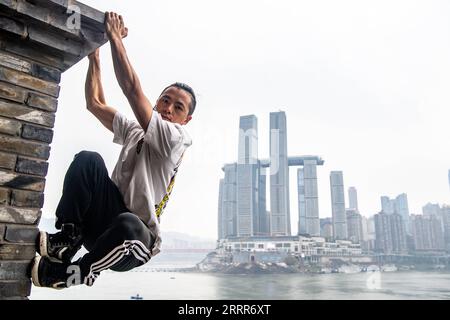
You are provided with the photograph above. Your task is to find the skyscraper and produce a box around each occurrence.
[298,168,306,235]
[269,111,290,236]
[411,214,445,252]
[360,215,370,251]
[348,187,359,212]
[237,115,259,237]
[395,194,411,235]
[256,164,269,236]
[380,196,395,214]
[390,213,408,254]
[238,115,258,165]
[374,212,392,253]
[422,203,441,217]
[441,205,450,252]
[346,209,363,244]
[218,179,225,239]
[222,163,238,237]
[422,203,445,236]
[366,216,376,251]
[297,160,320,236]
[380,194,411,235]
[330,171,347,240]
[374,212,407,254]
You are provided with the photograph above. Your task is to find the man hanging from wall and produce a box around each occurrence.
[31,12,196,288]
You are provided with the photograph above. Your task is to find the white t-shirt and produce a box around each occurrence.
[111,111,192,257]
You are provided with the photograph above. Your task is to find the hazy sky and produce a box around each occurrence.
[43,0,450,239]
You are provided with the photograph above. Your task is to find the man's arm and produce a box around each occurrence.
[85,49,117,132]
[105,12,153,132]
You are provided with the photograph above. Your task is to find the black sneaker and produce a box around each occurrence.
[31,256,79,289]
[38,223,83,263]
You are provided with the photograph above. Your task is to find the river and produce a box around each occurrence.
[29,251,450,300]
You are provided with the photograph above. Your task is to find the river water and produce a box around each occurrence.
[29,252,450,300]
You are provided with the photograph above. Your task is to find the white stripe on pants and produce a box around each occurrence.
[84,240,151,286]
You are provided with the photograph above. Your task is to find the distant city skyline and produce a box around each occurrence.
[216,111,450,239]
[218,111,450,245]
[218,112,450,248]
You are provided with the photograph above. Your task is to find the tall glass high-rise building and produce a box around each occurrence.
[269,111,290,236]
[256,165,270,235]
[330,171,347,240]
[395,193,410,235]
[298,169,306,235]
[297,160,320,236]
[381,196,395,214]
[238,115,258,165]
[221,163,238,238]
[237,115,259,237]
[218,179,225,239]
[348,187,359,212]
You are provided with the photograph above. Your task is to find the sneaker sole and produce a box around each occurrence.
[31,256,67,290]
[39,231,48,258]
[39,230,74,263]
[31,256,42,287]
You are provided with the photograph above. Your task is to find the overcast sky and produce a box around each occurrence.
[42,0,450,239]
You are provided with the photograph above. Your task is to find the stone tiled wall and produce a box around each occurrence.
[0,50,61,298]
[0,0,107,299]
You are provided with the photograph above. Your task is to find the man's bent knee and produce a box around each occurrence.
[114,212,148,239]
[74,150,104,164]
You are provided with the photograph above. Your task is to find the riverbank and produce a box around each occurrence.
[194,250,450,275]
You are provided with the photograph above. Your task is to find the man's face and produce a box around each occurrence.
[155,86,193,125]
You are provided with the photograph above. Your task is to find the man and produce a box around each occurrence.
[31,12,195,289]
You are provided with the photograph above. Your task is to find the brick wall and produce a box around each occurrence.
[0,51,61,298]
[0,0,106,299]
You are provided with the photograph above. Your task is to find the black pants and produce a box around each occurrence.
[55,151,154,286]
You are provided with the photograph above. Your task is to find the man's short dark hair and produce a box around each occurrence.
[160,82,197,116]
